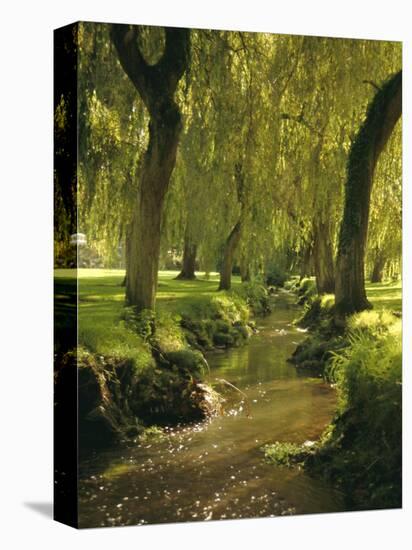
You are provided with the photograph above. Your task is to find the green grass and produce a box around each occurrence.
[365,280,402,313]
[74,268,242,321]
[294,276,401,314]
[318,309,402,509]
[265,285,402,509]
[156,271,242,315]
[55,269,244,368]
[55,269,401,370]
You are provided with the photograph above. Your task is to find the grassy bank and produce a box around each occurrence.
[72,269,265,362]
[288,277,401,373]
[54,269,268,444]
[265,277,402,510]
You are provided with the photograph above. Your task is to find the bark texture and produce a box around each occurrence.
[218,163,245,291]
[335,71,402,315]
[370,249,387,283]
[111,25,190,311]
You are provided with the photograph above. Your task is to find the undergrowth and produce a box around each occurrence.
[268,307,402,510]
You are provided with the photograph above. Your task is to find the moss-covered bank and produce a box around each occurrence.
[55,271,270,449]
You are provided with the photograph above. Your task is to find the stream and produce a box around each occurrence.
[78,291,344,528]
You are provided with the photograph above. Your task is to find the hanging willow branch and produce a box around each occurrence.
[280,112,324,138]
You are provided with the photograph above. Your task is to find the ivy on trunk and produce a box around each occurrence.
[335,71,402,316]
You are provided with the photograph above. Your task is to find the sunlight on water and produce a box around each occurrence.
[79,292,344,528]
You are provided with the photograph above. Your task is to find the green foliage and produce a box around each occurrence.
[153,310,186,353]
[139,425,165,442]
[180,293,251,350]
[327,312,401,393]
[315,312,402,508]
[213,331,235,347]
[78,314,153,372]
[232,281,269,315]
[297,293,335,328]
[123,307,155,341]
[265,263,288,287]
[130,362,215,425]
[263,442,308,467]
[75,24,401,296]
[74,270,256,370]
[270,301,402,509]
[283,277,300,291]
[294,277,317,309]
[291,333,345,375]
[164,349,206,378]
[367,124,401,281]
[290,279,402,380]
[346,309,400,335]
[65,25,403,518]
[298,277,316,296]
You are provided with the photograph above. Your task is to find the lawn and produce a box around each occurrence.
[54,269,401,361]
[365,280,402,313]
[74,268,243,323]
[54,269,243,365]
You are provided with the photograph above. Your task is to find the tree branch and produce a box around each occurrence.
[157,28,191,91]
[280,112,323,138]
[363,79,381,92]
[111,24,190,113]
[111,24,152,108]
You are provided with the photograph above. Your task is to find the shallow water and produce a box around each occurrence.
[79,291,344,528]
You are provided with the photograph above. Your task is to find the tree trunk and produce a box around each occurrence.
[240,261,251,282]
[335,71,402,316]
[111,25,190,311]
[219,221,242,291]
[370,250,387,283]
[121,232,130,287]
[176,236,197,280]
[313,219,335,294]
[299,240,313,280]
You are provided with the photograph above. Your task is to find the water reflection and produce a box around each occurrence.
[79,292,344,528]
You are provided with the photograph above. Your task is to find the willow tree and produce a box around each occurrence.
[275,36,346,292]
[163,31,307,288]
[367,124,402,283]
[169,30,220,280]
[77,23,148,268]
[209,31,297,290]
[335,70,402,315]
[219,163,246,290]
[111,25,190,311]
[275,37,401,297]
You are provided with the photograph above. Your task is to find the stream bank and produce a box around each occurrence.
[78,290,343,528]
[55,278,270,448]
[268,278,402,511]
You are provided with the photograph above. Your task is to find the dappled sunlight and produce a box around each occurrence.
[79,295,343,527]
[365,280,402,312]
